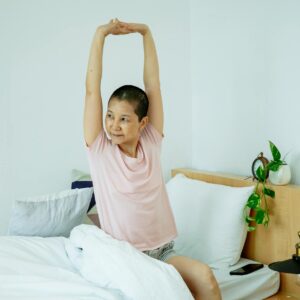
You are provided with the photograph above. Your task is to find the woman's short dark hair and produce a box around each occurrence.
[108,85,149,122]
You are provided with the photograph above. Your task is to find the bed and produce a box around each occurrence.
[2,167,297,299]
[171,168,300,299]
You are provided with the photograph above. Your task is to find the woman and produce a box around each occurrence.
[83,18,221,300]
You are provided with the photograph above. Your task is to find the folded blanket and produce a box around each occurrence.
[65,224,193,300]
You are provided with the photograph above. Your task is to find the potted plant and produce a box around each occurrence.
[244,160,275,231]
[244,141,292,231]
[267,141,291,185]
[244,141,286,231]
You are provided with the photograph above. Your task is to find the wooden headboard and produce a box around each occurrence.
[171,168,300,297]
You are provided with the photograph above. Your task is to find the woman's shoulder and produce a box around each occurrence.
[141,122,164,145]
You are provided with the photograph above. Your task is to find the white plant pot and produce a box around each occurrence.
[269,164,291,185]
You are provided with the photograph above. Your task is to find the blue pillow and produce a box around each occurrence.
[71,181,95,213]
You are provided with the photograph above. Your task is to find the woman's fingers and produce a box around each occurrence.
[118,22,135,32]
[104,18,136,35]
[115,22,134,34]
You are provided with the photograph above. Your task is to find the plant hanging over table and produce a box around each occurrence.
[244,141,283,231]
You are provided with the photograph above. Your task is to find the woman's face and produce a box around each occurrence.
[105,98,146,145]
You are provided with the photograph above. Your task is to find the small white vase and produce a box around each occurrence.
[269,164,291,185]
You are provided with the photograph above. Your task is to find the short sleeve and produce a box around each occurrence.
[84,129,107,154]
[143,122,164,145]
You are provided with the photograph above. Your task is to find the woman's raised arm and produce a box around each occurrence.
[84,19,132,147]
[119,21,164,136]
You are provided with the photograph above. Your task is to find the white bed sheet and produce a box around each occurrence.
[0,225,193,300]
[0,230,280,300]
[213,257,280,300]
[0,235,124,300]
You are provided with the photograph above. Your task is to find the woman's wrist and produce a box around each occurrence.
[96,26,108,38]
[140,25,150,36]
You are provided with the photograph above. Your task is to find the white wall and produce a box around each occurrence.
[2,0,300,235]
[190,0,300,182]
[0,0,191,234]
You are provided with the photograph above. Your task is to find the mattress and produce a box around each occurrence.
[213,257,280,300]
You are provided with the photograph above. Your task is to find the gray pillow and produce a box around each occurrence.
[7,187,94,237]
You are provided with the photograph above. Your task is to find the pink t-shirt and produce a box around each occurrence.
[84,122,178,251]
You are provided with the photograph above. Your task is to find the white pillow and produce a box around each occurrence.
[166,173,254,269]
[7,187,94,238]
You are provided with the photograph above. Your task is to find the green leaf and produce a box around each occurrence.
[267,161,281,172]
[255,209,265,224]
[269,141,281,161]
[247,226,256,232]
[263,219,269,227]
[245,215,255,223]
[263,187,275,198]
[246,193,260,208]
[256,166,266,182]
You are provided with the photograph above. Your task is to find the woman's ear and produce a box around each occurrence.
[139,116,149,131]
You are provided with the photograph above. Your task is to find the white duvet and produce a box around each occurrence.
[65,224,193,299]
[0,224,279,299]
[0,224,193,300]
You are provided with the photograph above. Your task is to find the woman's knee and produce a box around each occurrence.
[192,263,218,290]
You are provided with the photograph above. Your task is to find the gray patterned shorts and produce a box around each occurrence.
[142,240,177,262]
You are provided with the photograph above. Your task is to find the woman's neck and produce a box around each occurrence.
[118,142,139,158]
